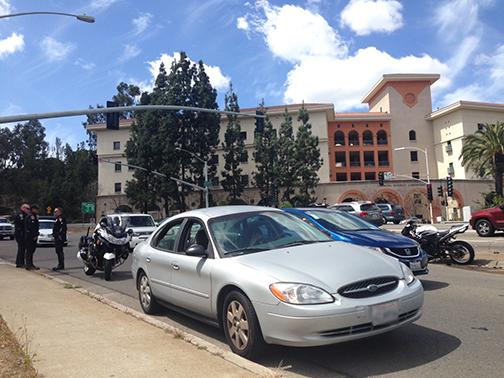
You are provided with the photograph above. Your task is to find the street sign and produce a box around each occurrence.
[81,202,95,214]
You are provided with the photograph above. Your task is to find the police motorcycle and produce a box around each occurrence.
[77,216,133,281]
[401,220,474,265]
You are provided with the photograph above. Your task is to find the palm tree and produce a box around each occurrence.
[460,121,504,196]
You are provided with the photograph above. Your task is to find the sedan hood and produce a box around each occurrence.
[335,230,417,248]
[235,242,403,293]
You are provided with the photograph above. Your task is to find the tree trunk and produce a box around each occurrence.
[496,169,503,196]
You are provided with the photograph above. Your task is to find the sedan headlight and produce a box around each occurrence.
[269,283,334,305]
[401,263,416,285]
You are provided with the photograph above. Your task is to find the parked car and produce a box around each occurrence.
[132,206,423,359]
[104,213,157,248]
[376,203,405,224]
[37,219,69,246]
[330,201,384,226]
[0,217,14,240]
[469,204,504,236]
[285,208,428,275]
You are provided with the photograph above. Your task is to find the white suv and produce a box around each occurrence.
[102,213,157,248]
[329,201,384,226]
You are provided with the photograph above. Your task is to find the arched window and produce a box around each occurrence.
[377,130,388,145]
[334,130,345,146]
[409,130,416,141]
[348,130,359,146]
[363,130,373,145]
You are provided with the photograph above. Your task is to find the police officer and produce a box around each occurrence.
[52,207,67,271]
[25,204,40,271]
[14,203,30,268]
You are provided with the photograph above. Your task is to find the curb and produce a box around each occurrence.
[0,259,276,377]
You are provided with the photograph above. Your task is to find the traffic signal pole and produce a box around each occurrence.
[0,104,266,125]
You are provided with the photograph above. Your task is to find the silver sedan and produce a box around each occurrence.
[132,206,423,359]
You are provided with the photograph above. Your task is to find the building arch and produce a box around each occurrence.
[338,190,368,203]
[362,130,373,145]
[409,130,416,141]
[334,130,345,146]
[374,189,403,206]
[348,130,359,146]
[377,130,388,145]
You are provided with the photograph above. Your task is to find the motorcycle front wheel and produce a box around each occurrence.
[448,241,475,265]
[104,259,114,281]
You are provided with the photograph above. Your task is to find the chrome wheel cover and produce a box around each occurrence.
[226,300,249,350]
[139,275,151,308]
[477,221,490,235]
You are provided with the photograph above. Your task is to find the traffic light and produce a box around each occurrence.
[106,101,120,130]
[437,185,443,197]
[255,110,265,133]
[378,172,384,186]
[446,176,453,197]
[426,183,433,202]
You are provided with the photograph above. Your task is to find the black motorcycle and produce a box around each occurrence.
[77,218,133,281]
[401,221,475,265]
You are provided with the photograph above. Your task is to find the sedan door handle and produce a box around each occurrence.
[145,257,151,263]
[171,263,180,270]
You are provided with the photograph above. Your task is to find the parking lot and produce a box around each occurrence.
[0,230,503,377]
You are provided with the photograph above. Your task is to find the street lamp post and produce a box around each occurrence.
[394,146,434,223]
[176,148,209,208]
[0,11,95,23]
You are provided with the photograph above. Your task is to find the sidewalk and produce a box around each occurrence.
[0,263,259,378]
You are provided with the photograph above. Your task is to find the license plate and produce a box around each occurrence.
[410,261,422,271]
[372,301,399,326]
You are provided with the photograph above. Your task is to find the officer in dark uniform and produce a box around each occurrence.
[14,203,30,268]
[52,207,67,271]
[25,204,40,270]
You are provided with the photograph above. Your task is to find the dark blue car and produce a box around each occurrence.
[285,208,428,275]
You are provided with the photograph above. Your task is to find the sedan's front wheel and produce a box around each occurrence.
[138,272,160,314]
[222,291,265,359]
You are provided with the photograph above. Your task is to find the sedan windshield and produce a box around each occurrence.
[209,211,331,256]
[122,216,155,227]
[306,210,379,232]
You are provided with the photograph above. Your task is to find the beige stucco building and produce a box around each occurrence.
[87,73,503,220]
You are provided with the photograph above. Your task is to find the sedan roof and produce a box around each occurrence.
[168,205,279,222]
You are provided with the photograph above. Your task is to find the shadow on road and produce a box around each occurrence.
[421,279,450,291]
[257,324,461,377]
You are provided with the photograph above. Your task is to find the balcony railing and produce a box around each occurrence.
[379,160,389,166]
[377,139,388,145]
[349,161,360,167]
[349,140,360,146]
[364,161,375,167]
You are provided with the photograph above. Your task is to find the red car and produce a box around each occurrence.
[469,204,504,236]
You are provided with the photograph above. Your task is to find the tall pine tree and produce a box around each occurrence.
[277,109,297,203]
[253,104,279,207]
[294,107,322,205]
[221,84,247,201]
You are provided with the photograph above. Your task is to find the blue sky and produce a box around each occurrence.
[0,0,503,148]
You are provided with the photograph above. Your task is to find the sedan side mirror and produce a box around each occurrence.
[186,244,207,257]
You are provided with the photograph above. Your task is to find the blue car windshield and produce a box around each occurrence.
[209,211,332,256]
[306,210,380,232]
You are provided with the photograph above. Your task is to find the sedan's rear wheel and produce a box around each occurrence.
[222,291,265,359]
[138,273,160,314]
[475,219,494,237]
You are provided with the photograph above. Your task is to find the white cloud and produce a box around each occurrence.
[132,12,153,35]
[441,44,504,105]
[40,36,75,62]
[238,1,477,110]
[433,0,493,41]
[118,44,141,63]
[236,16,249,31]
[74,58,96,71]
[340,0,403,36]
[89,0,118,11]
[0,0,13,14]
[0,32,24,59]
[147,52,231,91]
[241,0,347,63]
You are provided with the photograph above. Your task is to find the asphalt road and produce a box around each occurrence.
[0,235,503,377]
